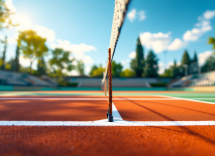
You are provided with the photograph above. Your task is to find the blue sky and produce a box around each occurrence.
[1,0,215,75]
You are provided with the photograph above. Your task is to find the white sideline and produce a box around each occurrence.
[0,120,214,126]
[0,96,214,126]
[0,102,214,127]
[156,95,215,105]
[1,97,215,101]
[112,102,123,120]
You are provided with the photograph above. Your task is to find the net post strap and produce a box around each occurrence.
[108,48,112,115]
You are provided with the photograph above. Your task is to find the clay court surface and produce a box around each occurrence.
[0,91,215,156]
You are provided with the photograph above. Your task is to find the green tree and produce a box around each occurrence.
[190,52,199,74]
[0,36,7,69]
[120,69,135,77]
[201,56,215,72]
[49,48,75,81]
[144,50,159,77]
[89,65,98,76]
[90,65,105,77]
[112,61,123,77]
[14,44,20,72]
[0,0,16,29]
[181,50,190,66]
[18,30,48,74]
[77,60,84,75]
[208,37,215,53]
[37,56,46,76]
[130,37,144,77]
[181,50,190,76]
[172,60,180,78]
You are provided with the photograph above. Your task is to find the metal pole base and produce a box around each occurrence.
[108,114,113,122]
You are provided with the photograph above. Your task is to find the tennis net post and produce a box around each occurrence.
[108,48,113,122]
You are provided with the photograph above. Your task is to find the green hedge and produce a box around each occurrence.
[150,83,167,87]
[59,82,79,87]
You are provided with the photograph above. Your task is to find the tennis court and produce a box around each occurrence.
[0,90,215,155]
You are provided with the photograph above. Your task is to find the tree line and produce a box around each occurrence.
[0,0,85,83]
[0,0,214,80]
[90,36,215,78]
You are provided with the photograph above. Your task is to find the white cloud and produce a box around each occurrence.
[5,0,16,13]
[168,38,187,51]
[121,59,130,70]
[0,35,4,40]
[158,61,175,74]
[183,10,214,42]
[158,63,164,74]
[33,25,55,42]
[82,55,93,64]
[85,66,91,75]
[121,59,129,66]
[198,51,213,65]
[19,56,37,69]
[203,10,215,20]
[11,13,32,31]
[127,9,136,22]
[183,26,212,41]
[129,51,136,59]
[138,10,146,21]
[51,40,95,75]
[10,13,55,42]
[127,9,146,22]
[51,40,97,59]
[68,70,79,76]
[8,33,18,44]
[139,32,171,53]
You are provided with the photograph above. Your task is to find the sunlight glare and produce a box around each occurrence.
[11,13,32,31]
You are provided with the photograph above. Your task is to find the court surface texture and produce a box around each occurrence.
[0,91,215,156]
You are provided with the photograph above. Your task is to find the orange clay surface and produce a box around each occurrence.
[0,126,215,156]
[113,99,215,121]
[0,95,166,98]
[0,98,108,121]
[1,95,215,156]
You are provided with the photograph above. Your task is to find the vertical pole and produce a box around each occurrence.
[108,48,112,115]
[108,48,113,122]
[105,77,107,96]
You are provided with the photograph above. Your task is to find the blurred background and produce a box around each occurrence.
[0,0,214,90]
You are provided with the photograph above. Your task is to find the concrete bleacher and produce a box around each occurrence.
[170,71,215,88]
[66,77,171,88]
[0,70,56,87]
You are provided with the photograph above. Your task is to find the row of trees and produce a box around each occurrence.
[89,37,159,78]
[90,36,215,78]
[0,1,86,82]
[161,51,199,78]
[162,37,215,78]
[0,30,81,81]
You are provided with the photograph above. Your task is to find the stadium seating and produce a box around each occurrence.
[0,70,56,87]
[169,71,215,88]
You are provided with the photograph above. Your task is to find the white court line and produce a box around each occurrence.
[0,97,210,100]
[156,95,215,105]
[0,96,214,126]
[112,102,123,120]
[0,120,214,126]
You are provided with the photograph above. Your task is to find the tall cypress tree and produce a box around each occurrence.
[193,52,198,62]
[37,57,47,76]
[144,50,158,77]
[181,50,190,66]
[14,45,20,72]
[190,51,198,74]
[130,37,144,77]
[172,59,180,78]
[1,36,7,70]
